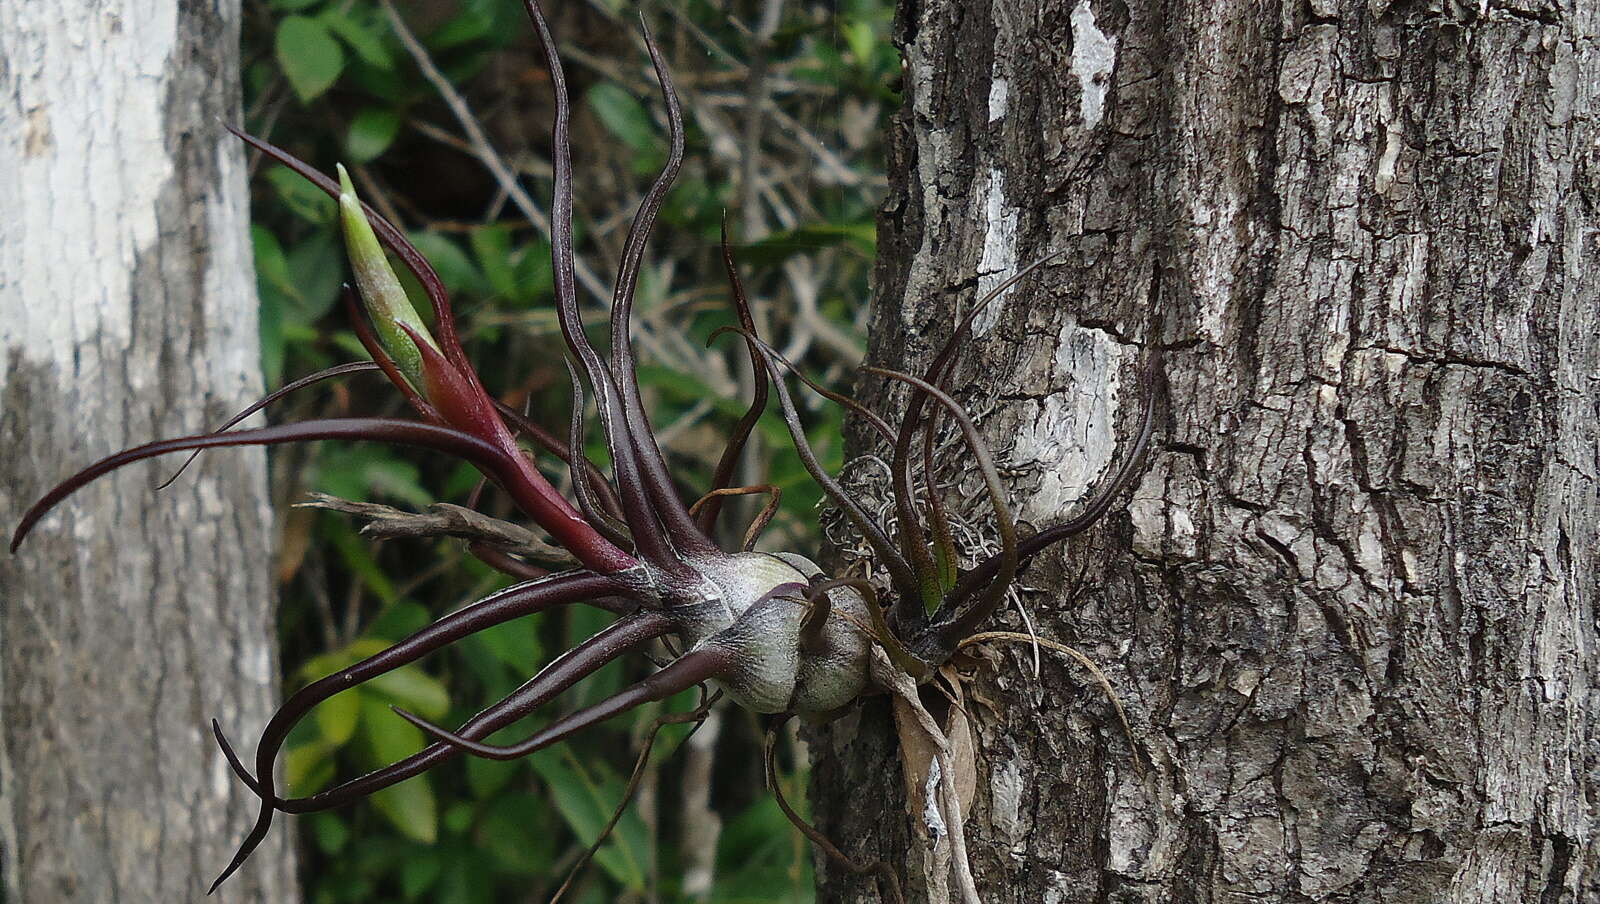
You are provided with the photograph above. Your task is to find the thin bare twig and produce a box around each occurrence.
[763,729,905,904]
[379,0,610,305]
[297,492,577,566]
[548,691,721,904]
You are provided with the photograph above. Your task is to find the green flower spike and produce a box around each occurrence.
[337,164,438,386]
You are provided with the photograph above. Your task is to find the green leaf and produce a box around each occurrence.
[277,16,346,103]
[365,600,432,640]
[283,229,344,322]
[253,226,292,384]
[362,456,433,508]
[361,697,438,842]
[586,83,656,153]
[330,329,369,362]
[636,364,757,422]
[435,852,494,904]
[312,446,431,509]
[408,231,487,297]
[710,796,814,903]
[298,638,392,684]
[400,852,443,900]
[259,289,285,387]
[252,225,293,294]
[320,9,394,70]
[310,813,351,856]
[843,20,877,66]
[443,801,476,835]
[285,739,337,795]
[564,607,624,706]
[347,835,418,873]
[477,792,552,875]
[366,666,452,720]
[529,749,648,891]
[265,164,337,224]
[345,108,402,164]
[314,686,362,746]
[424,0,524,52]
[345,54,408,103]
[509,238,554,304]
[454,632,517,699]
[441,460,491,500]
[740,221,876,267]
[325,519,399,604]
[471,619,541,672]
[465,755,521,798]
[427,7,493,51]
[332,877,377,904]
[468,226,516,299]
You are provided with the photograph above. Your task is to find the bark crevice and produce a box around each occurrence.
[813,0,1599,901]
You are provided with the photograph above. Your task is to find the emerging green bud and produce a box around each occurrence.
[337,164,437,385]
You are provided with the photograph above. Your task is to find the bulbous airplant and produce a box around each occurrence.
[11,0,1155,897]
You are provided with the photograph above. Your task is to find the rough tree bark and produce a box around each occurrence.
[813,0,1598,901]
[0,1,298,900]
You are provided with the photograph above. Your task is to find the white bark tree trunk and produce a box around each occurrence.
[813,0,1598,901]
[0,1,298,900]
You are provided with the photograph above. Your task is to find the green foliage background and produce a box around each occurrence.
[241,1,896,900]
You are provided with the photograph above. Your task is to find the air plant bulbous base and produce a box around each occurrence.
[678,552,871,714]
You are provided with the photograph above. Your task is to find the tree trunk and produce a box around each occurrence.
[812,0,1598,901]
[0,1,298,900]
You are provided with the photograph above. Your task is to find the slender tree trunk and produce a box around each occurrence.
[0,1,298,900]
[813,0,1598,901]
